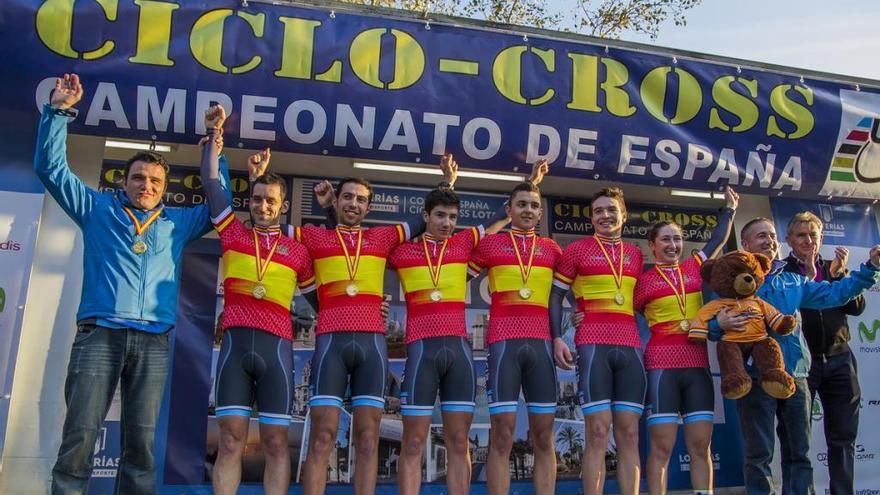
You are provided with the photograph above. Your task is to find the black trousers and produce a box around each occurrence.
[808,350,860,495]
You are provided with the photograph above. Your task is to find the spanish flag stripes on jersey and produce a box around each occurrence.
[468,229,562,345]
[388,226,483,344]
[553,236,644,347]
[213,208,315,341]
[634,254,709,369]
[296,223,407,334]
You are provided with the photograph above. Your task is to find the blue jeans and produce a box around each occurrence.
[51,324,169,495]
[736,376,813,495]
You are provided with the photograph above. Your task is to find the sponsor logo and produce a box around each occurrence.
[812,397,824,422]
[0,240,21,251]
[860,320,880,344]
[0,287,5,314]
[819,444,876,467]
[831,116,880,184]
[91,427,119,478]
[678,452,721,472]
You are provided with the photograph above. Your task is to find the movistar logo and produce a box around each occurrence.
[0,287,5,314]
[859,320,880,344]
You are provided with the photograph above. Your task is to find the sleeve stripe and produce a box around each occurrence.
[473,226,484,247]
[299,282,317,294]
[399,223,409,243]
[768,312,783,328]
[694,252,706,264]
[212,207,235,232]
[294,226,302,242]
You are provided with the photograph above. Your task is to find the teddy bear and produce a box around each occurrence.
[688,250,797,400]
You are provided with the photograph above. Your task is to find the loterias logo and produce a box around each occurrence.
[0,240,21,251]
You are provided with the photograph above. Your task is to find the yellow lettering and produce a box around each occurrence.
[641,66,702,124]
[129,0,178,66]
[36,0,117,59]
[767,84,815,139]
[709,76,759,132]
[601,58,636,117]
[349,28,424,90]
[275,17,341,81]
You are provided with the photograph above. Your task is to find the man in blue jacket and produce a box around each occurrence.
[35,74,230,495]
[711,217,880,495]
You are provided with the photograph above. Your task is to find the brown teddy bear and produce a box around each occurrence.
[688,250,797,400]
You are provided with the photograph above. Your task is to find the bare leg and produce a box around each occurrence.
[582,410,612,495]
[646,423,678,495]
[684,421,714,492]
[259,422,291,495]
[398,415,431,495]
[302,406,340,495]
[443,411,474,495]
[487,412,517,495]
[352,406,383,495]
[212,415,249,495]
[613,410,642,495]
[528,413,557,495]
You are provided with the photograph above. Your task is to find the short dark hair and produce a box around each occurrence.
[336,177,373,205]
[124,151,169,182]
[253,172,287,200]
[508,181,541,203]
[741,217,773,239]
[424,188,460,214]
[591,187,626,211]
[648,221,683,242]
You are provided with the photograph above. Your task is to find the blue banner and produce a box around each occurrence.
[769,199,880,248]
[4,1,880,199]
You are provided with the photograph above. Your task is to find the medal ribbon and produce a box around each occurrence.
[509,230,537,286]
[595,235,624,292]
[654,264,688,319]
[336,227,363,281]
[123,206,163,238]
[253,229,281,283]
[422,236,448,289]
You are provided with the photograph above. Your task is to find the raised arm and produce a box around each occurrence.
[33,73,95,226]
[801,246,880,310]
[700,187,738,260]
[200,105,229,219]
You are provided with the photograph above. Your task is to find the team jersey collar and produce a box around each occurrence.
[655,261,680,269]
[595,233,622,244]
[253,224,281,235]
[510,227,536,237]
[336,225,362,233]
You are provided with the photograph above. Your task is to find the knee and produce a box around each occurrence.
[614,422,640,448]
[401,434,427,458]
[586,420,610,449]
[218,425,247,456]
[308,427,336,458]
[490,426,514,453]
[262,432,290,459]
[685,436,712,458]
[353,428,379,458]
[446,430,471,456]
[531,427,555,453]
[650,439,675,461]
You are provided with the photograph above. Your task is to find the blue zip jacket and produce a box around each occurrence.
[33,105,231,327]
[709,258,879,377]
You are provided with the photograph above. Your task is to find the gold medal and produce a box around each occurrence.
[423,236,448,303]
[596,236,627,307]
[346,283,359,297]
[123,206,163,256]
[654,264,690,332]
[337,227,363,298]
[252,228,281,299]
[430,289,443,302]
[510,230,537,301]
[131,240,147,254]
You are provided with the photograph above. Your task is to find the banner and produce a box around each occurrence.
[0,191,44,466]
[3,0,880,200]
[770,199,880,494]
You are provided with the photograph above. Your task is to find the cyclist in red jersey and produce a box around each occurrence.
[550,187,643,495]
[469,181,562,495]
[634,187,738,495]
[391,156,547,495]
[200,106,330,495]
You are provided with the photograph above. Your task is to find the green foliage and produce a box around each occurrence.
[334,0,702,39]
